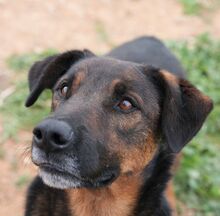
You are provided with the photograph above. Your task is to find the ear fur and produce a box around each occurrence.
[147,67,213,152]
[25,49,95,107]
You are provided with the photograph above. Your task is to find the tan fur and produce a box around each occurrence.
[120,133,157,173]
[165,181,177,216]
[160,70,178,87]
[67,174,142,216]
[67,134,157,216]
[109,79,121,93]
[115,112,142,133]
[51,71,85,110]
[53,69,159,216]
[71,71,85,93]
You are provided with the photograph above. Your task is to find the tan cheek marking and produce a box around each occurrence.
[117,112,142,131]
[66,137,157,216]
[66,133,157,216]
[119,132,157,174]
[106,111,158,174]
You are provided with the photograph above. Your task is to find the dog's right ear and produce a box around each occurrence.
[141,65,213,153]
[25,49,95,107]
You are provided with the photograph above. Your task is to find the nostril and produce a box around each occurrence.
[51,132,66,145]
[33,128,43,140]
[50,131,73,147]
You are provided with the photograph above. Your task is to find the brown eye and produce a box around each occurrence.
[60,85,68,97]
[118,99,133,111]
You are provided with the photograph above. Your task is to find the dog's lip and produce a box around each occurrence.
[93,172,118,187]
[39,163,118,187]
[38,163,83,181]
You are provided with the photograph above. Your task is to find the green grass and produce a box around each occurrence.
[178,0,219,15]
[0,49,57,143]
[15,174,31,188]
[179,0,203,15]
[168,34,220,215]
[0,146,5,159]
[0,34,220,215]
[6,48,57,72]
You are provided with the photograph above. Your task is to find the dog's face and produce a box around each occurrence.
[26,50,213,189]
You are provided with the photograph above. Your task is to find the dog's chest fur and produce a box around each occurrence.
[67,175,141,216]
[25,151,172,216]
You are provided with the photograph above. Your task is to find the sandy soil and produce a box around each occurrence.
[0,0,219,215]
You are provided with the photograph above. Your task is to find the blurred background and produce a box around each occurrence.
[0,0,220,215]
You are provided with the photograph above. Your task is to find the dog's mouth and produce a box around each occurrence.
[89,169,118,187]
[40,163,82,180]
[38,163,118,189]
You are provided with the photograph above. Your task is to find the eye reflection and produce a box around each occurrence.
[60,85,68,97]
[117,99,133,111]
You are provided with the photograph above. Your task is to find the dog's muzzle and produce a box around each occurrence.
[33,119,74,153]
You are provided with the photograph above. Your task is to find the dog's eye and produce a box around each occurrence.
[117,99,134,112]
[60,85,68,97]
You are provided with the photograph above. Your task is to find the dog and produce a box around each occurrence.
[24,36,213,216]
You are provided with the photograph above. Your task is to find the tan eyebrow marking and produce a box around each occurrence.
[71,71,85,93]
[109,79,122,93]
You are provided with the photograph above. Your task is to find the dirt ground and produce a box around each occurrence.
[0,0,219,215]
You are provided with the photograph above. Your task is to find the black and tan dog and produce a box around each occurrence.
[24,36,213,216]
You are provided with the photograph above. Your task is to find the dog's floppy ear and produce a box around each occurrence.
[146,67,213,153]
[25,49,95,107]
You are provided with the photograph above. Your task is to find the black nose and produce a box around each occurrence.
[33,119,74,152]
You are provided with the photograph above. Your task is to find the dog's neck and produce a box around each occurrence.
[67,172,142,216]
[133,150,173,215]
[66,150,173,216]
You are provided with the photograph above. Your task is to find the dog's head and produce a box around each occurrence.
[26,50,213,189]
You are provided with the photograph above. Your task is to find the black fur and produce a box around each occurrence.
[26,150,174,216]
[25,177,71,216]
[24,36,213,216]
[107,36,185,78]
[133,150,174,215]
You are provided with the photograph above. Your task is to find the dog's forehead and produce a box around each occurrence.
[68,57,143,81]
[63,57,158,101]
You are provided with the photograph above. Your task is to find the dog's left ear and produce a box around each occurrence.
[145,67,213,153]
[25,49,95,107]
